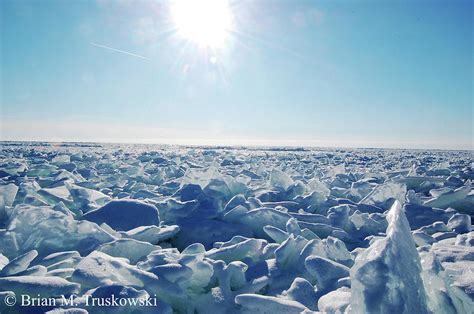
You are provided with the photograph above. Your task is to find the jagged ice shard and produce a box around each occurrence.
[350,201,429,313]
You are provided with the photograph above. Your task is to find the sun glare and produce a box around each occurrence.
[171,0,233,48]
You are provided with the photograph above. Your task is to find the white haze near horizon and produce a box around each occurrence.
[1,118,472,150]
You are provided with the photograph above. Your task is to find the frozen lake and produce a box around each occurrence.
[0,142,472,313]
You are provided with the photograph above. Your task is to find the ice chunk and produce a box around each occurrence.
[174,183,203,202]
[223,194,248,212]
[124,225,180,244]
[52,201,76,217]
[181,166,219,189]
[318,287,351,313]
[174,218,252,249]
[289,212,330,225]
[326,163,346,178]
[17,264,47,276]
[417,221,449,235]
[349,180,374,202]
[297,221,344,239]
[205,238,266,263]
[324,236,353,267]
[0,195,6,223]
[72,251,148,289]
[72,251,186,309]
[263,225,289,243]
[235,293,308,313]
[52,154,71,164]
[0,254,9,271]
[327,204,352,229]
[0,250,38,276]
[178,254,214,292]
[412,231,435,246]
[0,276,80,296]
[350,201,429,313]
[448,264,474,309]
[419,251,468,314]
[405,203,455,230]
[137,249,181,271]
[455,232,474,246]
[149,263,192,284]
[46,268,75,278]
[285,218,301,235]
[447,213,471,234]
[424,186,470,209]
[240,208,291,239]
[307,178,330,199]
[0,183,19,206]
[274,234,308,270]
[432,231,458,242]
[299,237,352,268]
[1,205,114,257]
[98,239,160,264]
[270,169,293,191]
[406,189,423,204]
[26,164,58,177]
[182,242,206,255]
[347,210,387,239]
[82,199,160,231]
[361,181,406,208]
[68,184,111,208]
[223,204,249,222]
[305,255,349,292]
[38,185,72,204]
[284,277,317,310]
[157,199,200,223]
[40,251,81,267]
[212,260,248,294]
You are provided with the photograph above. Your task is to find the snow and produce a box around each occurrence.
[0,142,472,313]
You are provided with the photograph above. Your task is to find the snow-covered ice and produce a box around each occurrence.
[0,142,472,313]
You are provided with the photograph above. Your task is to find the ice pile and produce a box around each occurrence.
[0,142,473,313]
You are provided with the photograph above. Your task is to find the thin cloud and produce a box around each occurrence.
[90,42,150,60]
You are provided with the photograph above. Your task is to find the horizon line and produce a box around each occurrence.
[1,139,472,152]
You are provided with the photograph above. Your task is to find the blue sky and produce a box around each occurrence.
[1,0,472,149]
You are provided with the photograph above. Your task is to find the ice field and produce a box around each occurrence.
[0,142,473,313]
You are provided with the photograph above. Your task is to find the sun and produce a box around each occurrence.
[171,0,233,48]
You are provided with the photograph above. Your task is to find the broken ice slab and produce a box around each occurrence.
[350,201,429,313]
[235,293,308,313]
[82,199,160,231]
[1,205,114,257]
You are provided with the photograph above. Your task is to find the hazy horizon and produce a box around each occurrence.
[1,137,472,152]
[1,0,472,150]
